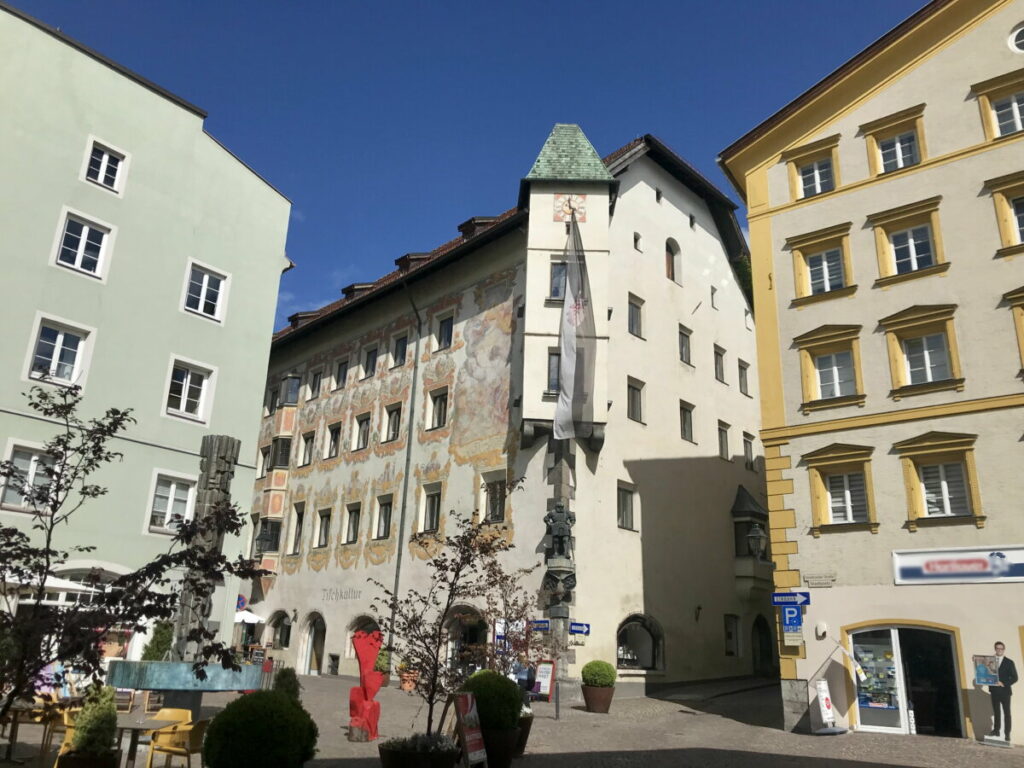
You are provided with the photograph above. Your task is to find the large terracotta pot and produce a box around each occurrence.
[581,684,615,713]
[378,745,459,768]
[512,715,533,757]
[399,670,420,692]
[480,727,520,768]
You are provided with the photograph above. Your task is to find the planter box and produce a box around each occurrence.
[581,684,614,713]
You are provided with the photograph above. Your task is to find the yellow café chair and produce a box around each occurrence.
[52,709,79,767]
[144,720,208,768]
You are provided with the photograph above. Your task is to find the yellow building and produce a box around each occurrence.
[720,0,1024,744]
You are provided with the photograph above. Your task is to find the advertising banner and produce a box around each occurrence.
[893,545,1024,585]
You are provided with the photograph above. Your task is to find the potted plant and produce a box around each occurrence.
[460,670,522,768]
[204,689,318,768]
[378,733,458,768]
[396,660,419,692]
[512,696,533,758]
[375,649,391,681]
[57,686,119,768]
[580,660,616,713]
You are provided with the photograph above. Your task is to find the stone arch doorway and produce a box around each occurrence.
[301,612,327,675]
[616,614,664,670]
[751,614,773,677]
[446,606,486,674]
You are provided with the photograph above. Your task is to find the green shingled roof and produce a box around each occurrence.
[525,124,614,182]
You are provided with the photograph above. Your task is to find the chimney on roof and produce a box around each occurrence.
[342,282,375,300]
[457,216,497,239]
[394,252,431,272]
[288,310,319,330]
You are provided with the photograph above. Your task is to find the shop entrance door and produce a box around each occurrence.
[852,626,961,736]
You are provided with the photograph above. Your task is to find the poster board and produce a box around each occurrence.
[454,692,487,767]
[973,655,999,685]
[250,646,266,664]
[534,659,555,702]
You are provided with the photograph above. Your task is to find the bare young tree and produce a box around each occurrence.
[0,385,264,722]
[476,559,545,678]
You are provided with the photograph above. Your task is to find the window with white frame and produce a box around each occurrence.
[1,448,52,509]
[826,471,868,523]
[362,347,378,379]
[334,359,349,389]
[430,388,448,429]
[266,386,280,415]
[718,421,730,460]
[307,370,322,401]
[799,157,834,197]
[184,265,225,319]
[300,432,314,466]
[920,462,970,516]
[437,315,454,350]
[743,433,755,471]
[814,350,856,399]
[85,142,124,190]
[680,401,694,442]
[1013,196,1024,242]
[890,225,934,274]
[290,503,305,554]
[626,378,644,422]
[807,248,845,294]
[678,326,691,364]
[392,335,408,368]
[57,216,107,275]
[31,323,85,383]
[316,508,332,548]
[903,332,951,385]
[617,485,635,530]
[150,475,194,533]
[375,497,392,539]
[878,130,919,173]
[354,413,370,450]
[714,346,726,383]
[253,519,281,554]
[423,488,441,532]
[627,296,643,337]
[549,262,567,300]
[345,504,360,543]
[546,351,560,393]
[166,362,209,419]
[326,423,341,458]
[258,446,270,478]
[738,360,750,396]
[385,404,402,442]
[483,476,506,523]
[994,90,1024,136]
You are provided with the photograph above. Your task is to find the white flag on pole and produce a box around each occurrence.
[553,211,595,440]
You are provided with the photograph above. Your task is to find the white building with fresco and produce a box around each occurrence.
[249,125,769,692]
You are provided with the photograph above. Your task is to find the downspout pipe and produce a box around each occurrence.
[387,278,423,657]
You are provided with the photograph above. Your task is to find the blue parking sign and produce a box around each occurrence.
[781,605,803,631]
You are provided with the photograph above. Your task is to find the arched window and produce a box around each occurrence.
[617,614,663,670]
[445,606,486,674]
[665,239,681,283]
[269,611,293,649]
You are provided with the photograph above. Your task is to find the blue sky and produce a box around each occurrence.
[14,0,923,328]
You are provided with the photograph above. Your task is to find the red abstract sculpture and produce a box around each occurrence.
[348,629,386,741]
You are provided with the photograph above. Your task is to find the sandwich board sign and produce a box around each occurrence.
[534,659,555,702]
[454,692,487,766]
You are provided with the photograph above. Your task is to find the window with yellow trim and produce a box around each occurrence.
[971,67,1024,141]
[1003,285,1024,374]
[878,305,963,399]
[785,223,855,305]
[867,196,948,286]
[802,444,878,537]
[984,169,1024,258]
[793,325,865,413]
[781,134,841,201]
[859,104,927,176]
[892,432,984,531]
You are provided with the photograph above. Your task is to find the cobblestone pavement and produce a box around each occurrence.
[283,675,1022,768]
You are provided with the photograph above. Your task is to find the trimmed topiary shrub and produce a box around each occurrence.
[140,621,173,661]
[461,670,522,730]
[204,690,318,768]
[581,660,616,688]
[70,685,117,756]
[272,666,302,705]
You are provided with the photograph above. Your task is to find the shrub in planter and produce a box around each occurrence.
[375,649,391,675]
[273,666,303,705]
[204,690,318,768]
[378,733,458,768]
[60,686,118,768]
[461,670,522,768]
[581,660,617,714]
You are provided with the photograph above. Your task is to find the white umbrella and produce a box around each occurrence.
[235,609,265,624]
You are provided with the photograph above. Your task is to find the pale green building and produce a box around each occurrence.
[0,4,291,657]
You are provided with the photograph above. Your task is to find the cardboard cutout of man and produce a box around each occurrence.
[989,641,1018,742]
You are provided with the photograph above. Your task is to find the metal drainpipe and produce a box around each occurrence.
[387,278,423,657]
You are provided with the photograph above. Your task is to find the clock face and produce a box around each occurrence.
[553,193,587,222]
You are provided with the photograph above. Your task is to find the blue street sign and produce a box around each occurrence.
[569,622,590,636]
[529,619,550,632]
[781,605,803,631]
[771,591,811,606]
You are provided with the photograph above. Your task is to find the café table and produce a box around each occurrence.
[114,714,176,768]
[3,699,40,764]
